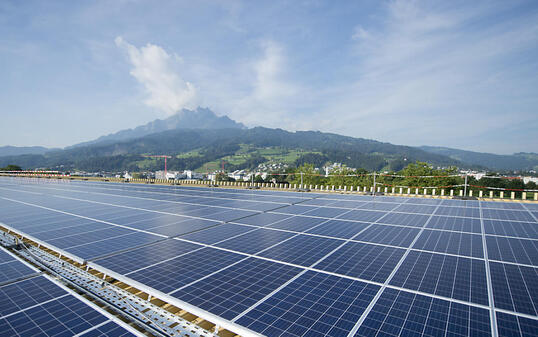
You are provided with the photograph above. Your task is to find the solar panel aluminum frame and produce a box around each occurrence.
[0,221,86,264]
[87,260,264,337]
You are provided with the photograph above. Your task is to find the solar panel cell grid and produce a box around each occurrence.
[236,271,379,337]
[305,219,370,239]
[215,228,296,254]
[496,312,538,337]
[257,234,343,267]
[390,250,489,305]
[489,262,538,316]
[377,212,431,227]
[486,236,538,265]
[125,247,244,294]
[0,277,67,317]
[315,241,405,283]
[265,215,328,232]
[427,215,482,233]
[93,239,202,275]
[355,288,492,337]
[413,229,484,258]
[2,178,538,337]
[354,224,421,247]
[0,295,110,337]
[171,258,302,320]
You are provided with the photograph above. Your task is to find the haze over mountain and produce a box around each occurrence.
[1,108,536,172]
[69,107,245,148]
[0,146,53,157]
[419,146,538,171]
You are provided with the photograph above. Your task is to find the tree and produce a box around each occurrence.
[0,164,22,171]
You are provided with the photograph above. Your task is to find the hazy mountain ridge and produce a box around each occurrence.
[419,146,538,171]
[0,146,54,157]
[68,107,245,148]
[0,109,534,172]
[0,127,466,172]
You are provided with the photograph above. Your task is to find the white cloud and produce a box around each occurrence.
[115,36,196,116]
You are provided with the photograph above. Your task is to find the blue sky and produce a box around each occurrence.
[1,0,537,154]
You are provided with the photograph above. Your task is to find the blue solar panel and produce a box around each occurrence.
[355,288,491,337]
[0,277,67,317]
[394,203,437,214]
[482,208,535,222]
[489,262,538,316]
[377,212,431,227]
[358,201,399,211]
[337,209,386,222]
[484,220,538,239]
[145,217,219,237]
[303,206,350,218]
[390,250,488,305]
[265,215,327,232]
[496,312,538,337]
[0,294,111,336]
[3,177,538,337]
[272,204,317,215]
[215,228,296,254]
[180,223,254,244]
[355,224,421,247]
[427,215,482,233]
[413,229,484,258]
[92,239,202,275]
[236,271,379,337]
[436,206,480,218]
[257,234,342,267]
[305,219,370,239]
[315,241,405,282]
[125,247,244,294]
[80,321,137,337]
[486,236,538,265]
[0,248,37,284]
[171,258,302,320]
[235,212,291,226]
[61,230,162,260]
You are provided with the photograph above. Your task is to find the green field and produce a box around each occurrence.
[193,145,320,172]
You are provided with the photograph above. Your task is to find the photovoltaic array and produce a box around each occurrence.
[0,176,537,336]
[0,246,140,336]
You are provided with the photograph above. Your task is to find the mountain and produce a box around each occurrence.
[0,127,468,172]
[419,146,538,171]
[69,107,245,148]
[0,146,52,157]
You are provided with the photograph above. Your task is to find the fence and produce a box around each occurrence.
[1,172,537,201]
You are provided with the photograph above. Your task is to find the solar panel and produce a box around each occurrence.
[1,177,538,337]
[170,257,302,320]
[486,236,538,265]
[489,262,538,316]
[0,247,37,285]
[315,241,405,282]
[413,229,484,258]
[354,288,492,337]
[124,247,244,294]
[257,234,343,267]
[0,276,139,337]
[354,224,421,247]
[235,271,379,336]
[390,250,488,305]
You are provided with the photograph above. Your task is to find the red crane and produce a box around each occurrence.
[143,155,172,178]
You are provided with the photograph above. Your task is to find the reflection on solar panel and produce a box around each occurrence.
[1,176,537,336]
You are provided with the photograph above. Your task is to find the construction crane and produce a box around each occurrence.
[143,155,172,178]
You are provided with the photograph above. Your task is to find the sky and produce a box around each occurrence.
[1,0,537,154]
